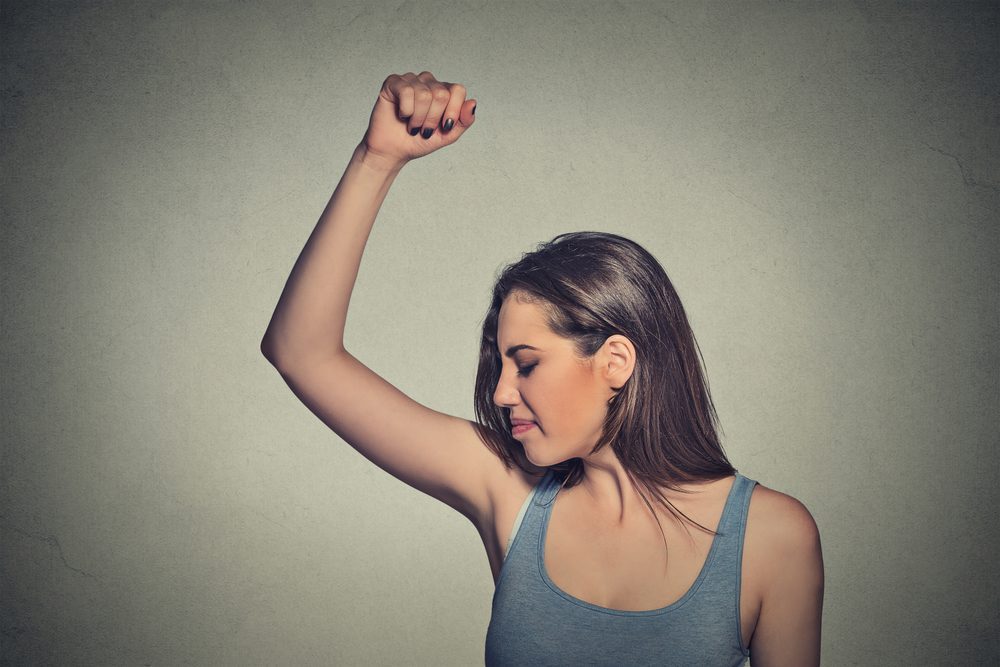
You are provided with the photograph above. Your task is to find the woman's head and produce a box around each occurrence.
[473,231,735,493]
[490,291,636,468]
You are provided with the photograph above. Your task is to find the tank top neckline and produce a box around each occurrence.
[535,470,746,617]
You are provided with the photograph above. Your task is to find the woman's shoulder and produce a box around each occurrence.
[746,481,821,548]
[744,480,823,582]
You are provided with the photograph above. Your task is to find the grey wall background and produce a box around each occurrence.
[2,1,997,665]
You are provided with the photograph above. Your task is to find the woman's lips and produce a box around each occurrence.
[511,422,536,436]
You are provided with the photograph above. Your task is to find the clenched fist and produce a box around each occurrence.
[361,71,477,169]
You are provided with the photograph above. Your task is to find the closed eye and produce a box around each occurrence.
[516,363,537,377]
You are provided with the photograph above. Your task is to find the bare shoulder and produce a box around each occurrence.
[745,482,824,593]
[747,484,821,548]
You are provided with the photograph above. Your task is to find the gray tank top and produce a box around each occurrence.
[485,469,757,666]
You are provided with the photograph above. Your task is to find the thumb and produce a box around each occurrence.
[449,98,477,136]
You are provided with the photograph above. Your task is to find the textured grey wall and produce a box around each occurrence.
[2,1,997,665]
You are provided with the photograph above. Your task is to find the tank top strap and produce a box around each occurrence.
[533,469,563,507]
[715,472,757,540]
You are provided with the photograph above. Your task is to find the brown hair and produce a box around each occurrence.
[473,231,736,545]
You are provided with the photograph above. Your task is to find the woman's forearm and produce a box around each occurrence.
[260,142,406,368]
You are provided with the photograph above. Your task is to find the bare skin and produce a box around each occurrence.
[261,71,824,666]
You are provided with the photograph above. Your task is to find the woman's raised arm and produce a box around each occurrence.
[260,73,508,525]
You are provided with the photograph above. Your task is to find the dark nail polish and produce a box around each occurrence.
[409,127,420,136]
[472,104,476,115]
[443,118,454,131]
[421,128,434,139]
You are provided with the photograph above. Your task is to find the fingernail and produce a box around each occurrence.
[409,127,420,136]
[443,118,454,131]
[472,104,476,115]
[421,128,434,139]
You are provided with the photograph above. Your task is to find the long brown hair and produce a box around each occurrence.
[473,231,736,545]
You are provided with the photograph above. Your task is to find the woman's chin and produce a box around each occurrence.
[523,446,569,469]
[522,444,547,467]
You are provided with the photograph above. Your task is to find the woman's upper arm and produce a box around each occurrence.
[269,350,509,525]
[748,491,825,666]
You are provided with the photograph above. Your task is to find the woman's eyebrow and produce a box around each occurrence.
[503,344,540,358]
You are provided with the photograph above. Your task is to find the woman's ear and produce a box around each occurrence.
[600,334,636,392]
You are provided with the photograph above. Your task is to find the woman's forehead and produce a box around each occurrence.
[497,297,553,346]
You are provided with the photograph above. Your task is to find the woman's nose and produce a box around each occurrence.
[493,376,520,408]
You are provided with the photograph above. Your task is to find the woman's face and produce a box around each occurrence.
[493,293,614,467]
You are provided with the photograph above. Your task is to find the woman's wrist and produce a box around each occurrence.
[353,142,408,174]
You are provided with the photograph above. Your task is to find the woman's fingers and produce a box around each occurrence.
[419,85,451,138]
[438,98,476,144]
[406,71,450,139]
[366,71,475,162]
[391,72,474,138]
[403,80,432,135]
[393,77,415,121]
[439,82,467,134]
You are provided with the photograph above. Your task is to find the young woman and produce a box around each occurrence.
[261,71,824,666]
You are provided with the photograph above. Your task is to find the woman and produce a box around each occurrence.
[261,71,824,666]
